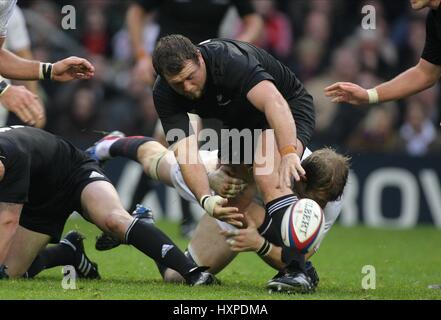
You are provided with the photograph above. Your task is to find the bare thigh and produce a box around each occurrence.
[80,180,133,240]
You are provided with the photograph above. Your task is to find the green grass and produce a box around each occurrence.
[1,218,441,300]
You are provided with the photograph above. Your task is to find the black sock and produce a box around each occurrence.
[26,243,75,278]
[155,261,169,278]
[125,219,196,279]
[281,246,306,273]
[109,137,155,161]
[180,197,194,225]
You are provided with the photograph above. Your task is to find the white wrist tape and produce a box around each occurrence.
[39,62,53,80]
[200,195,223,216]
[367,88,379,104]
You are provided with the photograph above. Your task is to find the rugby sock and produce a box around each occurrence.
[95,136,122,160]
[265,194,307,274]
[109,137,154,162]
[25,244,75,278]
[180,197,195,229]
[125,219,197,279]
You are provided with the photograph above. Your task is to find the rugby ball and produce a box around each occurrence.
[280,198,325,254]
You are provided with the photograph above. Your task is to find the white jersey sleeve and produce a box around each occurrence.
[0,0,17,38]
[5,5,30,51]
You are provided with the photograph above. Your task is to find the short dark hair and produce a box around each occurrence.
[152,34,200,77]
[296,148,350,208]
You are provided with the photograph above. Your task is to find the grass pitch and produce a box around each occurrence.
[1,218,440,300]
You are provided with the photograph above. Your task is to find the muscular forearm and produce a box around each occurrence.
[376,59,441,103]
[175,136,211,201]
[0,49,39,80]
[259,243,286,270]
[180,162,212,201]
[265,97,298,152]
[12,49,39,94]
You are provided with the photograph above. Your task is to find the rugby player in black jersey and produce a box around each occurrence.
[151,34,318,290]
[126,0,263,238]
[326,0,441,106]
[0,126,214,285]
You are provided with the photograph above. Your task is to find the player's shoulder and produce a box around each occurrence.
[199,38,248,59]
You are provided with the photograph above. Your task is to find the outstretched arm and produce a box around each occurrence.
[247,80,305,188]
[325,58,441,105]
[174,135,244,227]
[0,46,94,82]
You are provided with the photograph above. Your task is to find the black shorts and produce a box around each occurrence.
[19,159,110,243]
[258,194,306,267]
[217,93,314,164]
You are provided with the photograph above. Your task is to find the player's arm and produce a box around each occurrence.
[9,48,46,128]
[174,135,244,227]
[235,13,264,44]
[220,222,286,270]
[0,202,22,265]
[247,80,305,186]
[325,58,441,105]
[0,48,94,82]
[126,2,156,85]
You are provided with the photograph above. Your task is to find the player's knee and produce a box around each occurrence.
[6,266,27,279]
[104,210,131,238]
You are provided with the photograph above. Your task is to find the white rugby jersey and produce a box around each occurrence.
[0,0,17,38]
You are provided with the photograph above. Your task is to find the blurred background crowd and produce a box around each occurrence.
[3,0,440,157]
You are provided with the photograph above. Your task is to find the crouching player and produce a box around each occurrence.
[89,132,349,293]
[0,126,215,285]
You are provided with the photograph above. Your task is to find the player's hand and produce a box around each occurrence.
[278,153,305,189]
[324,82,369,105]
[52,56,95,82]
[0,85,45,127]
[208,166,247,199]
[133,55,156,86]
[220,217,263,252]
[201,195,244,228]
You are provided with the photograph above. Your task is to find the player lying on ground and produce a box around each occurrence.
[0,126,215,285]
[89,132,349,293]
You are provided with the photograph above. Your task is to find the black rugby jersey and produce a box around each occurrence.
[153,39,315,146]
[422,5,441,65]
[0,126,89,204]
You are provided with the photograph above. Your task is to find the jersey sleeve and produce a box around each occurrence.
[232,0,256,17]
[153,78,193,145]
[0,0,17,38]
[421,10,441,66]
[132,0,161,11]
[5,6,31,52]
[0,144,30,203]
